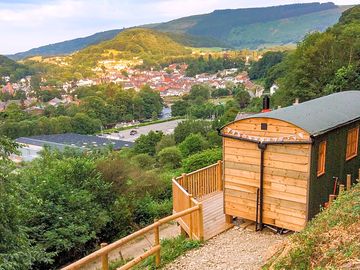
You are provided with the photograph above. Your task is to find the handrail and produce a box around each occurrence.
[175,160,223,199]
[61,205,200,270]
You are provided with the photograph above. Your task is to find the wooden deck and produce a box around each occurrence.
[172,162,233,241]
[199,191,233,240]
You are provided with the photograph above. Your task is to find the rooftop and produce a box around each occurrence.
[16,133,133,150]
[248,91,360,137]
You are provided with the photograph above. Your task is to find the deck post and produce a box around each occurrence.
[198,202,204,241]
[217,160,222,191]
[100,243,109,270]
[181,173,187,191]
[188,194,193,240]
[339,184,345,194]
[346,174,352,190]
[329,194,336,206]
[154,219,161,267]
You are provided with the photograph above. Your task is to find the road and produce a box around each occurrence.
[101,119,183,142]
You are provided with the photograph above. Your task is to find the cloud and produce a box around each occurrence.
[0,0,358,54]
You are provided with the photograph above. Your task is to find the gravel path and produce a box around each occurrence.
[165,226,286,270]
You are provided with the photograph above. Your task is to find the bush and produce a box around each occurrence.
[179,134,208,157]
[155,135,176,154]
[134,131,163,156]
[157,146,182,169]
[131,153,155,170]
[174,120,212,144]
[182,148,222,172]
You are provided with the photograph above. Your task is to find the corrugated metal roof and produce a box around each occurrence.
[16,133,133,150]
[246,91,360,137]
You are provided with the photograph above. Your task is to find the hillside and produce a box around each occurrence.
[8,2,351,60]
[71,28,192,69]
[268,4,360,106]
[9,29,123,61]
[264,183,360,269]
[0,55,33,81]
[152,2,349,48]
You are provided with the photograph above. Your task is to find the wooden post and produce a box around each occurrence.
[154,220,161,268]
[188,194,193,240]
[182,173,187,191]
[347,174,352,190]
[198,202,204,241]
[100,243,109,270]
[328,194,336,206]
[339,184,345,194]
[217,160,222,191]
[225,214,232,224]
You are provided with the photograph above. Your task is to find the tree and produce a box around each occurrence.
[71,113,101,134]
[174,120,212,144]
[182,148,222,173]
[134,131,163,156]
[171,100,188,117]
[157,146,182,169]
[179,133,209,157]
[155,135,176,153]
[235,90,251,109]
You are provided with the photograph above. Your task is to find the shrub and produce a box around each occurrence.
[134,131,163,156]
[131,153,155,169]
[174,120,212,143]
[182,148,222,172]
[157,146,182,169]
[179,134,208,157]
[155,135,176,154]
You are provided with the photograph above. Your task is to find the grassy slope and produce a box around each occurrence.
[227,7,346,48]
[264,183,360,269]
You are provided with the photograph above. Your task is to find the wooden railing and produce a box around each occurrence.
[61,205,203,270]
[172,180,204,241]
[176,160,223,199]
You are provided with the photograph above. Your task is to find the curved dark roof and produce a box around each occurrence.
[247,91,360,137]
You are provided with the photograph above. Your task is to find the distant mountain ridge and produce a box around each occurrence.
[7,2,351,60]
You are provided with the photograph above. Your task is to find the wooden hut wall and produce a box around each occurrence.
[308,122,360,220]
[223,118,312,231]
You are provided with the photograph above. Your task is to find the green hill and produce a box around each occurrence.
[71,28,192,69]
[8,2,352,60]
[151,2,349,49]
[9,29,123,61]
[0,55,33,81]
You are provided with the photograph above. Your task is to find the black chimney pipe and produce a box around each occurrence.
[262,95,270,112]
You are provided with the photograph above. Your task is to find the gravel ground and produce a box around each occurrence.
[164,226,286,270]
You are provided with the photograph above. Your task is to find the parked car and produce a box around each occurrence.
[130,130,138,135]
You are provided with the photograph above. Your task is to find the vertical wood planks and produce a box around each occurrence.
[100,243,109,270]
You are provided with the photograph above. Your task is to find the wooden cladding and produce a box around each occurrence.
[346,127,359,161]
[317,141,327,177]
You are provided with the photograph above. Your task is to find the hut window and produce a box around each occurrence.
[317,141,326,177]
[346,127,359,161]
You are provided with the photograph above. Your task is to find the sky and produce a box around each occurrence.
[0,0,357,54]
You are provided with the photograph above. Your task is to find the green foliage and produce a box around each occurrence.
[157,146,182,169]
[249,51,285,80]
[134,131,163,156]
[0,55,33,81]
[235,90,251,109]
[174,120,212,144]
[272,6,360,106]
[186,55,244,77]
[179,133,209,157]
[182,148,222,173]
[131,153,155,170]
[155,135,176,153]
[171,100,188,117]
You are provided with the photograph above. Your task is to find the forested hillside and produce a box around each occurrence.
[152,2,348,48]
[266,5,360,106]
[71,28,192,70]
[7,2,350,60]
[0,55,33,82]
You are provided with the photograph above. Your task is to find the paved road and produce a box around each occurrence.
[101,119,183,142]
